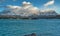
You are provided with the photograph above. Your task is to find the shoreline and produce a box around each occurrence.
[0,15,60,19]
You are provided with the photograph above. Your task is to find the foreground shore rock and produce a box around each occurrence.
[24,33,36,36]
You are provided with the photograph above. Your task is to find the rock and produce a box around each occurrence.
[24,33,36,36]
[31,33,36,36]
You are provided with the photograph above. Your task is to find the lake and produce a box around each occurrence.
[0,19,60,36]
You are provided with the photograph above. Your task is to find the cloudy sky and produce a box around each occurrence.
[0,0,60,13]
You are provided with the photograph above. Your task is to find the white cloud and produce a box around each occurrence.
[44,0,54,7]
[7,5,21,9]
[3,1,39,16]
[22,1,31,5]
[2,1,56,16]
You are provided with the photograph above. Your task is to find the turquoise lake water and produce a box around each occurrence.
[0,19,60,36]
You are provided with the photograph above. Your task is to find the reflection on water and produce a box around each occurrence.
[0,19,60,36]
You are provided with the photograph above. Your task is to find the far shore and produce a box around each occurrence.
[0,15,60,19]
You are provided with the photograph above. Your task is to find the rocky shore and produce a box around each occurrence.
[0,15,60,19]
[24,33,36,36]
